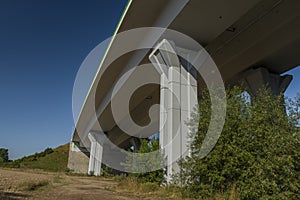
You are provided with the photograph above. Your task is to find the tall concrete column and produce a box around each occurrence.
[149,39,198,182]
[167,63,181,181]
[88,131,105,176]
[243,67,293,96]
[180,61,198,158]
[159,74,169,154]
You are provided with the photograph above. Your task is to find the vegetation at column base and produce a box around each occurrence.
[0,143,69,172]
[111,175,242,199]
[175,86,300,200]
[102,138,169,197]
[121,138,166,185]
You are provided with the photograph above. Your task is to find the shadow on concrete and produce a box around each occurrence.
[0,192,31,200]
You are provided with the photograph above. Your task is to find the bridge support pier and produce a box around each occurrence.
[67,141,89,174]
[150,39,198,182]
[88,131,105,176]
[243,67,293,96]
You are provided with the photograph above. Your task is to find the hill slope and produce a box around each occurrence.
[0,143,70,172]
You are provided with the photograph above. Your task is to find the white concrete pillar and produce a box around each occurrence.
[88,131,105,176]
[180,64,198,158]
[167,65,181,181]
[159,74,168,153]
[149,39,198,182]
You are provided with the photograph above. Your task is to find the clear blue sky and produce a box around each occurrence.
[0,1,299,160]
[284,67,300,99]
[0,0,128,160]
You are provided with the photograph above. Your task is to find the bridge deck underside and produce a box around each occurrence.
[74,0,300,151]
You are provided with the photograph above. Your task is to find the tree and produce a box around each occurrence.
[0,148,9,163]
[177,86,300,199]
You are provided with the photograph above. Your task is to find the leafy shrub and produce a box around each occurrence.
[122,138,165,184]
[177,87,300,200]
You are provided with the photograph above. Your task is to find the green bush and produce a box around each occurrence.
[122,138,165,184]
[177,87,300,200]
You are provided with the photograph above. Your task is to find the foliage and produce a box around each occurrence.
[122,138,165,184]
[101,165,114,177]
[0,148,9,162]
[177,86,300,200]
[17,147,54,162]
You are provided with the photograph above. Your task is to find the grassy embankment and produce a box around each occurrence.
[0,143,69,172]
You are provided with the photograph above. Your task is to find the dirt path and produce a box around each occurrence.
[38,176,140,200]
[0,169,142,200]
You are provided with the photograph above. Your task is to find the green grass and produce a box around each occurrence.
[0,143,70,172]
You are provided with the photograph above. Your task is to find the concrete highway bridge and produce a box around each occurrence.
[68,0,300,181]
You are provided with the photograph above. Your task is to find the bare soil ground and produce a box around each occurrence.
[0,169,154,200]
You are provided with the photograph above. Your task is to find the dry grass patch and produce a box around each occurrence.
[110,175,241,200]
[19,180,50,191]
[110,176,182,199]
